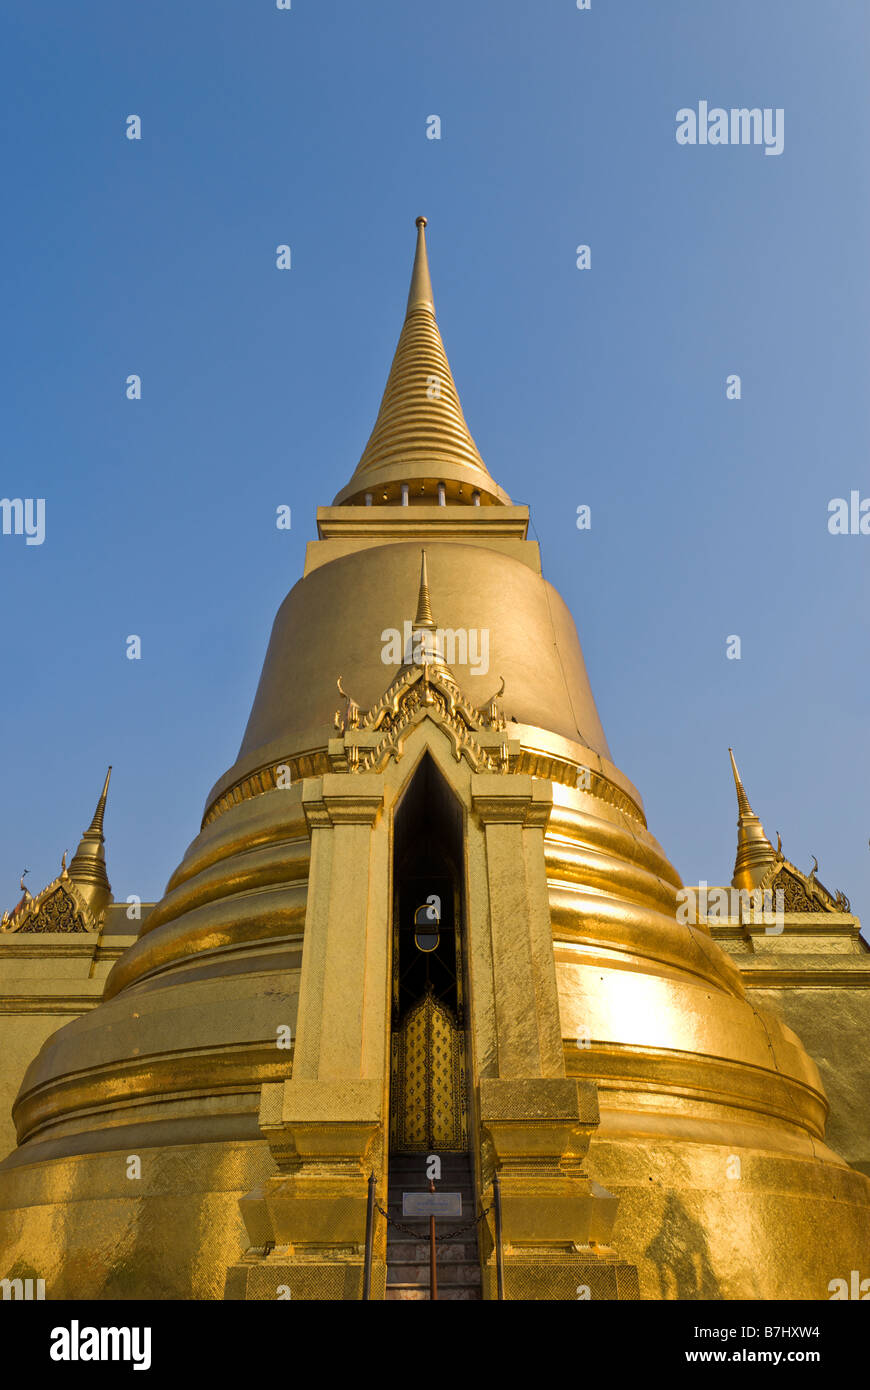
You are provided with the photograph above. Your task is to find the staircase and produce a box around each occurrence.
[384,1152,482,1300]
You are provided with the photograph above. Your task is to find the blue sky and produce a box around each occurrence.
[1,0,867,931]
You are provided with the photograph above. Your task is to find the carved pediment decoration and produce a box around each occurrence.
[332,667,517,775]
[1,876,95,934]
[758,850,850,915]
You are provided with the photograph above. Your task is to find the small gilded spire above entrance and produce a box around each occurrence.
[728,749,777,891]
[398,549,454,684]
[333,218,511,507]
[413,548,435,628]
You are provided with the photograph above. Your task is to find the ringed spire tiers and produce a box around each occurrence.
[728,748,777,891]
[68,766,113,913]
[333,217,511,507]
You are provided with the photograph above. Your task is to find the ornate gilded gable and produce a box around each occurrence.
[760,853,850,915]
[1,767,114,932]
[2,875,95,934]
[332,665,516,774]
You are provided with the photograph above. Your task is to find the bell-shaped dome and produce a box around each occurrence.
[232,540,611,774]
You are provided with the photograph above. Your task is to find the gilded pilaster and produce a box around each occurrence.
[471,774,635,1297]
[293,774,385,1079]
[471,773,563,1077]
[226,774,389,1298]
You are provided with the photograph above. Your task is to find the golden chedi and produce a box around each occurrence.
[1,218,868,1301]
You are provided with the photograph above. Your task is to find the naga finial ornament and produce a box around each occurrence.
[336,676,360,731]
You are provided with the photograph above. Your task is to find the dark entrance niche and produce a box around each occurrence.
[391,754,465,1028]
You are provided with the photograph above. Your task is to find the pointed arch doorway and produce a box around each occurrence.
[389,754,469,1153]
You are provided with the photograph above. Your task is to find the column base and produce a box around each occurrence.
[478,1076,639,1298]
[225,1252,387,1301]
[224,1079,387,1300]
[482,1249,639,1301]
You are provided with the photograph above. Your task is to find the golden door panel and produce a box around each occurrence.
[390,991,467,1152]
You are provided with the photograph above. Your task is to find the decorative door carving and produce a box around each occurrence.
[390,988,467,1152]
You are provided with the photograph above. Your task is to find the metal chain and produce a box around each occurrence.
[433,1205,493,1242]
[374,1200,492,1243]
[374,1201,426,1239]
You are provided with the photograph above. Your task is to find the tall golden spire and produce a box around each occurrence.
[68,766,113,914]
[728,749,777,891]
[332,217,510,506]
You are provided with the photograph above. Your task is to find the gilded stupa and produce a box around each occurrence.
[1,219,869,1300]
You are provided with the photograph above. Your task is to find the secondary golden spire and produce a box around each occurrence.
[68,766,113,915]
[728,749,777,891]
[333,216,509,506]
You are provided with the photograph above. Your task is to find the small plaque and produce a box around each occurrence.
[402,1191,462,1218]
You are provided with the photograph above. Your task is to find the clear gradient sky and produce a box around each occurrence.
[1,1,868,932]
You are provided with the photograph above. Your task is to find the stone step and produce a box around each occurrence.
[386,1205,474,1221]
[387,1262,481,1285]
[388,1172,475,1182]
[383,1206,475,1217]
[385,1284,481,1302]
[387,1201,474,1212]
[387,1187,475,1202]
[389,1156,475,1167]
[387,1176,473,1188]
[384,1240,478,1262]
[386,1235,476,1244]
[388,1177,474,1189]
[387,1162,474,1177]
[384,1149,481,1299]
[389,1184,475,1195]
[388,1151,472,1161]
[385,1223,477,1237]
